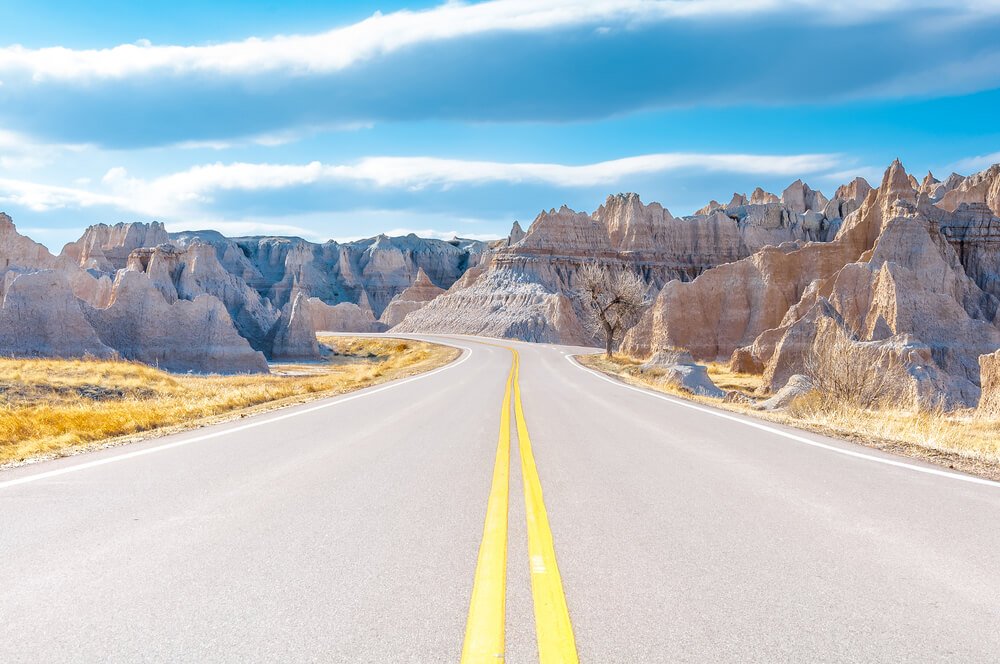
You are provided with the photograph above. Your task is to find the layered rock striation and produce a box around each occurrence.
[398,181,862,341]
[625,160,1000,408]
[379,268,446,327]
[1,215,486,373]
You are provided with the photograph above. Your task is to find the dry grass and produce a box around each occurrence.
[0,336,458,466]
[579,353,1000,481]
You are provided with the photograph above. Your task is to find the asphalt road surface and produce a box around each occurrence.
[2,335,999,663]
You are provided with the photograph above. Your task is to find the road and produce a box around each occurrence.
[2,335,1000,663]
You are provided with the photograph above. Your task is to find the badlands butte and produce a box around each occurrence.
[2,160,1000,413]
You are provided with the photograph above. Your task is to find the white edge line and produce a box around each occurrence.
[566,353,1000,490]
[0,341,474,490]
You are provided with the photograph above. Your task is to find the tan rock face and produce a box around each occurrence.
[307,298,382,333]
[630,159,1000,408]
[1,213,61,276]
[507,221,527,246]
[379,267,447,327]
[625,160,918,360]
[403,182,862,346]
[756,213,1000,406]
[978,350,1000,415]
[62,222,169,272]
[623,239,861,359]
[937,164,1000,216]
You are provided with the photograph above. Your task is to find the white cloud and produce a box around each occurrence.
[948,151,1000,174]
[0,129,89,171]
[0,177,123,211]
[172,122,374,151]
[0,0,995,82]
[1,151,846,216]
[333,153,843,188]
[850,49,1000,101]
[815,166,885,185]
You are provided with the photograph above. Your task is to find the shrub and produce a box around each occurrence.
[803,326,911,409]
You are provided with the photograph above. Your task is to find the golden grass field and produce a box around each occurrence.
[0,336,458,466]
[580,354,1000,479]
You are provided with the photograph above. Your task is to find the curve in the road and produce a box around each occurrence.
[0,341,473,491]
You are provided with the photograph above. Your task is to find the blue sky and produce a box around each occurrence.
[1,0,999,251]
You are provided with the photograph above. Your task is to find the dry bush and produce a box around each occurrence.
[786,389,827,418]
[803,326,912,410]
[584,352,1000,469]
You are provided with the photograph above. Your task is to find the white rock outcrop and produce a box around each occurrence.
[0,270,113,359]
[83,271,268,373]
[756,375,813,411]
[271,291,321,360]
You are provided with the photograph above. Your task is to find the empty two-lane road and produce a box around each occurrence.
[2,336,1000,663]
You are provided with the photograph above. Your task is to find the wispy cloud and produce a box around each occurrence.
[0,129,89,171]
[947,151,1000,174]
[4,1,991,83]
[0,150,845,216]
[172,122,374,151]
[93,152,841,215]
[815,166,885,184]
[0,176,123,211]
[333,153,843,188]
[2,1,997,147]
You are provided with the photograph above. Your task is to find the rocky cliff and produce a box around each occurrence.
[397,181,861,340]
[1,214,486,373]
[625,160,1000,409]
[379,267,447,327]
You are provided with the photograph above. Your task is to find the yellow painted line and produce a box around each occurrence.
[461,356,515,663]
[512,351,579,664]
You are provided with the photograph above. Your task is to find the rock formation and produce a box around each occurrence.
[307,298,383,333]
[978,349,1000,416]
[271,291,321,360]
[638,350,724,398]
[626,159,1000,408]
[62,222,170,272]
[756,374,813,411]
[399,181,862,343]
[379,268,446,327]
[2,212,484,373]
[0,270,113,359]
[83,270,268,373]
[126,242,281,353]
[397,267,589,343]
[4,158,999,406]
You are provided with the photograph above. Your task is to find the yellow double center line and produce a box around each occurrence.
[461,348,578,664]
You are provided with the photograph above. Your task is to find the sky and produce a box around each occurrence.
[1,0,999,251]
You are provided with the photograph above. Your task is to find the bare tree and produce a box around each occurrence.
[575,264,650,358]
[803,324,911,409]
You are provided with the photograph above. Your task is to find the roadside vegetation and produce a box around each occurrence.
[574,263,650,358]
[579,353,1000,480]
[0,336,458,466]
